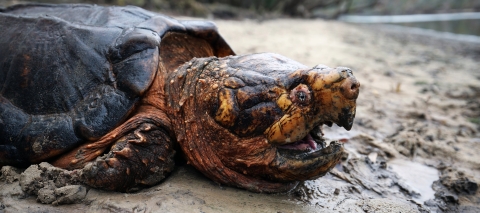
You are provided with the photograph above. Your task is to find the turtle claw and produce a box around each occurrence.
[128,123,155,144]
[82,123,175,192]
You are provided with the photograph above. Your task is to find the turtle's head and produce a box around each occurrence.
[167,53,359,193]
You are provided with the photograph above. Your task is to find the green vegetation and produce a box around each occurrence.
[414,80,429,86]
[469,117,480,125]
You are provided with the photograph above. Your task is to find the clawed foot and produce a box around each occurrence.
[82,123,175,192]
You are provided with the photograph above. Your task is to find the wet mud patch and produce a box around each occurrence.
[290,134,431,212]
[1,18,480,212]
[388,158,438,203]
[427,166,480,212]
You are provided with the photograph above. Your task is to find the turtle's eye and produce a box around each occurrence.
[297,91,307,102]
[290,84,311,105]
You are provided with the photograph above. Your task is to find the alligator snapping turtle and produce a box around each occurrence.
[0,4,360,193]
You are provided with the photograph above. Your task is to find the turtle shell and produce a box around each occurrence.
[0,4,234,165]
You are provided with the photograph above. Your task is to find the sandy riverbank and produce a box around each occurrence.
[1,18,479,212]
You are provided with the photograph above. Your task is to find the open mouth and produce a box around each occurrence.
[276,121,340,157]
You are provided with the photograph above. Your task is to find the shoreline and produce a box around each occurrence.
[1,17,479,212]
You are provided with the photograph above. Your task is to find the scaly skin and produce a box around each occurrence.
[0,4,360,193]
[166,53,360,192]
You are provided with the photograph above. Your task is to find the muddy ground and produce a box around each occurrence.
[1,18,480,212]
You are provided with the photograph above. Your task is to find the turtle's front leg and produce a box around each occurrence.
[81,122,175,192]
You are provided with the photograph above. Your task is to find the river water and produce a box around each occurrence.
[339,13,480,37]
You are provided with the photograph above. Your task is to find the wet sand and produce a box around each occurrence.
[1,18,479,212]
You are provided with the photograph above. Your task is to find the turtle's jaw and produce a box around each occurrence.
[276,123,330,153]
[263,66,359,181]
[267,122,344,181]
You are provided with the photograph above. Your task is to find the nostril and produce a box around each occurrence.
[351,82,359,91]
[341,78,360,100]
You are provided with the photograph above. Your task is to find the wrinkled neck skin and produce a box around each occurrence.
[165,53,359,193]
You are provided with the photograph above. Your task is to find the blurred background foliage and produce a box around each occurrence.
[2,0,480,19]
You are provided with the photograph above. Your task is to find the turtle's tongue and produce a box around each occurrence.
[278,134,317,150]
